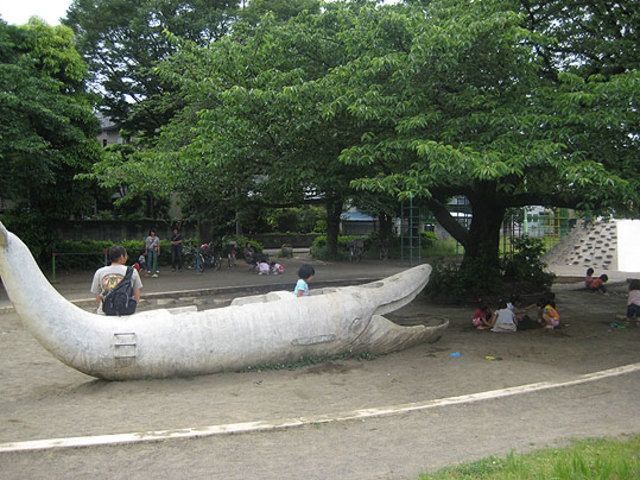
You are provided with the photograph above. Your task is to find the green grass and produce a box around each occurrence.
[419,435,640,480]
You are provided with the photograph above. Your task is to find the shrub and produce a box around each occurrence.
[426,258,503,304]
[420,231,438,248]
[51,239,179,270]
[310,235,361,260]
[425,236,554,304]
[1,212,51,265]
[222,234,263,258]
[265,206,324,234]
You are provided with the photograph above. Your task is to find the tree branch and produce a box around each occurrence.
[424,198,469,247]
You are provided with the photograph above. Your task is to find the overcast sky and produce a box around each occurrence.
[0,0,72,25]
[0,0,402,26]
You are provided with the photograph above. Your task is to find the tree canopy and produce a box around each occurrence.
[0,18,101,219]
[63,0,241,136]
[87,0,639,265]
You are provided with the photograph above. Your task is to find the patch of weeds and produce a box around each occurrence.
[241,350,379,373]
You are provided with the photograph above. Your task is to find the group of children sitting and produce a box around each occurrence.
[472,267,640,331]
[255,260,286,276]
[472,296,560,333]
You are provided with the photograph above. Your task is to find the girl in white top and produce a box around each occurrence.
[491,302,517,333]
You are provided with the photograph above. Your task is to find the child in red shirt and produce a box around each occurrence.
[588,274,608,293]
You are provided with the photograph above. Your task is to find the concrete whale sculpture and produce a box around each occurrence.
[0,221,446,380]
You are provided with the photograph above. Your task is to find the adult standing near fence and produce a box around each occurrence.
[90,245,142,315]
[145,228,161,278]
[170,227,184,272]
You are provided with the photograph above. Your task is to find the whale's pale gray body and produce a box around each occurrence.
[0,222,446,380]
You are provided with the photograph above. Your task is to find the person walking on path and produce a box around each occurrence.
[170,227,183,271]
[145,228,161,277]
[90,245,142,315]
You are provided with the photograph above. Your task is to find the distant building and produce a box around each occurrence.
[340,209,376,235]
[96,112,123,147]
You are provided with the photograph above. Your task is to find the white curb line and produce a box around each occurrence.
[2,362,639,454]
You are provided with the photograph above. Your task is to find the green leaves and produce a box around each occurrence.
[0,19,100,218]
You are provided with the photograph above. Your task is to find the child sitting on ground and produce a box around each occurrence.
[491,301,517,333]
[585,267,595,289]
[625,279,640,326]
[257,260,270,275]
[588,273,608,293]
[540,300,560,329]
[471,303,494,330]
[134,251,147,275]
[293,264,315,297]
[270,261,285,275]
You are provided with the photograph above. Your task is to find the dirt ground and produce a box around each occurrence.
[0,278,638,450]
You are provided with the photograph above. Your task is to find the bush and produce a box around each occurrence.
[420,231,438,248]
[265,206,325,234]
[51,239,180,270]
[221,235,263,258]
[501,236,555,288]
[1,212,51,265]
[425,236,554,304]
[426,258,502,304]
[310,235,363,260]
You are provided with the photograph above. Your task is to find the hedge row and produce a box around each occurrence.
[51,237,266,271]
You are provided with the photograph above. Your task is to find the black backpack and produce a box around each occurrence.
[102,266,137,316]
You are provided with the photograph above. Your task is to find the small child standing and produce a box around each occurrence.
[293,264,315,297]
[626,279,640,326]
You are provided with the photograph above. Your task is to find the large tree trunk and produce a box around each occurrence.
[461,199,505,274]
[325,199,343,259]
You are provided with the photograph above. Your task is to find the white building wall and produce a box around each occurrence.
[617,219,640,272]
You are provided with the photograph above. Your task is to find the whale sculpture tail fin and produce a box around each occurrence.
[0,221,7,248]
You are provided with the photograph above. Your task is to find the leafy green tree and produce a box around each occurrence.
[63,0,240,136]
[239,0,320,24]
[89,3,383,256]
[336,0,639,273]
[86,0,639,271]
[0,18,101,220]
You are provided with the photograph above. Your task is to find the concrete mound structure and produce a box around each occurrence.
[544,218,640,273]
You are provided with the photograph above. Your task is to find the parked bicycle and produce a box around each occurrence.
[185,242,222,272]
[201,242,222,271]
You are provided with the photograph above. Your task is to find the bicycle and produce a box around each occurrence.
[185,245,205,273]
[202,242,222,271]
